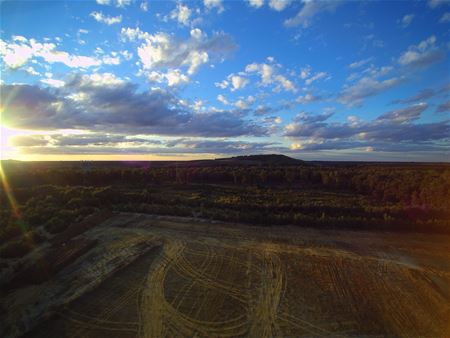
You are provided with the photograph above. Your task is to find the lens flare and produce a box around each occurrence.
[0,163,20,219]
[0,163,34,246]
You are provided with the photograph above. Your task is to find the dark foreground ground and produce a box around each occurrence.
[1,213,449,337]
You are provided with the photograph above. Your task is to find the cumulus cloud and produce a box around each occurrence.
[234,95,255,109]
[147,69,190,87]
[247,0,264,8]
[428,0,449,9]
[215,79,229,89]
[284,107,449,153]
[15,135,278,156]
[10,133,162,148]
[243,61,296,92]
[229,75,249,91]
[296,93,321,104]
[90,11,122,25]
[217,94,230,105]
[398,35,444,69]
[121,28,236,75]
[40,78,65,88]
[96,0,131,8]
[435,100,450,113]
[0,77,266,138]
[391,88,436,105]
[9,134,51,147]
[274,75,296,92]
[170,3,192,26]
[0,37,102,69]
[165,69,190,86]
[348,58,372,69]
[338,76,404,107]
[299,65,311,79]
[400,14,415,28]
[268,0,292,11]
[285,0,342,28]
[203,0,224,13]
[376,103,428,123]
[440,12,450,22]
[304,71,328,86]
[120,27,150,41]
[140,1,149,11]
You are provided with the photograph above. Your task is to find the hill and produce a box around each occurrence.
[213,154,306,166]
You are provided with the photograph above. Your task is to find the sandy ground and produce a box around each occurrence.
[4,213,449,337]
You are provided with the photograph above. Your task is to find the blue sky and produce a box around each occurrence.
[0,0,449,161]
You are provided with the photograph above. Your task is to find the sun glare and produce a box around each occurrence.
[0,124,21,160]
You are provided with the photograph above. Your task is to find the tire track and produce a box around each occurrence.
[248,249,285,337]
[139,240,185,338]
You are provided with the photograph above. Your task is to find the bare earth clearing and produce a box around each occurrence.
[3,213,449,337]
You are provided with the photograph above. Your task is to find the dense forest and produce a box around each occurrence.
[1,156,449,259]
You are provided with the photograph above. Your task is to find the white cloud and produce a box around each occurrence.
[440,12,450,23]
[401,14,415,28]
[116,0,131,7]
[269,0,292,11]
[296,93,318,104]
[90,11,122,25]
[215,79,229,89]
[190,28,204,40]
[305,71,328,85]
[234,95,255,109]
[25,66,39,76]
[120,27,150,41]
[285,0,342,27]
[348,58,372,69]
[165,69,189,86]
[274,75,296,92]
[102,54,121,65]
[120,50,133,60]
[217,94,229,105]
[428,0,449,9]
[244,61,296,92]
[96,0,131,8]
[299,65,311,79]
[147,71,165,83]
[248,0,264,8]
[398,35,443,69]
[229,75,249,91]
[80,73,125,87]
[0,38,35,69]
[235,99,248,109]
[338,76,404,106]
[132,29,235,75]
[140,1,149,11]
[170,3,192,26]
[204,0,224,13]
[0,37,102,69]
[145,69,189,86]
[245,62,275,85]
[40,78,65,88]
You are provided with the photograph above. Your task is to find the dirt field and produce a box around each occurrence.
[6,213,450,337]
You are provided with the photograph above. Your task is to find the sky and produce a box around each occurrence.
[0,0,449,162]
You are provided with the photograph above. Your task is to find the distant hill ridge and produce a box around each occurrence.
[215,154,305,166]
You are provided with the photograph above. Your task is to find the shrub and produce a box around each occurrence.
[45,216,68,234]
[0,240,32,259]
[0,224,22,243]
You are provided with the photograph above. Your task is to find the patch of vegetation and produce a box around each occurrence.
[0,160,448,260]
[0,240,32,259]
